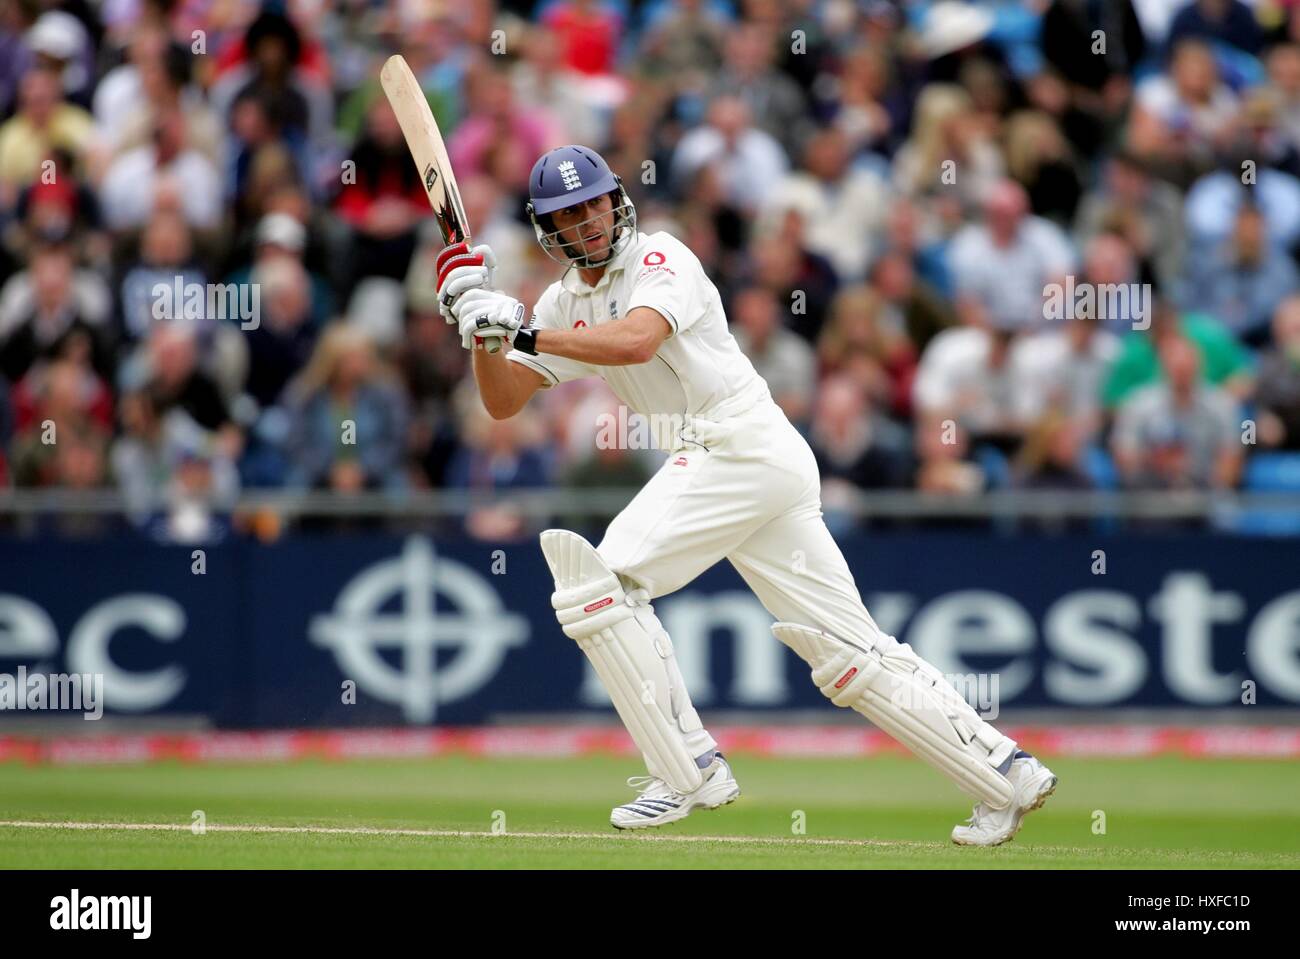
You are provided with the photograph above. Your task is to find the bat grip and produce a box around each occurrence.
[484,337,503,354]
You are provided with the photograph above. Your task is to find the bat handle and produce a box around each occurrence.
[484,336,503,354]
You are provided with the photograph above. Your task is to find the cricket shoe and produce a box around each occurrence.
[610,753,740,830]
[951,750,1057,847]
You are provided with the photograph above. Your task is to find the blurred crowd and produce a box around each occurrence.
[4,0,1300,541]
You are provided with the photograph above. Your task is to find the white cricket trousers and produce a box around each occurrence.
[596,398,893,650]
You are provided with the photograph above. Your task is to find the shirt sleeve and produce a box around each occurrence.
[626,235,698,336]
[505,287,597,387]
[1111,393,1147,455]
[1211,392,1242,451]
[912,330,963,413]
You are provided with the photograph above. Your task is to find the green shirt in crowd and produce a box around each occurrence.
[1102,312,1255,409]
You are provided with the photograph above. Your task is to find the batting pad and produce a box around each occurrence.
[772,622,1016,810]
[540,529,706,793]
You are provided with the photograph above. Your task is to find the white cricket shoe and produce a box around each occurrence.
[951,751,1058,847]
[610,753,740,830]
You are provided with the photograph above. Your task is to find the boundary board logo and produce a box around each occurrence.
[310,537,528,721]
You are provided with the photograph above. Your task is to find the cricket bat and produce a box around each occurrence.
[379,54,502,353]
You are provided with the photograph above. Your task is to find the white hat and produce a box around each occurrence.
[347,278,405,348]
[26,11,86,61]
[255,213,306,252]
[919,2,994,59]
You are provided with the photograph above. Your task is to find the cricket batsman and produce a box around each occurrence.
[436,145,1057,845]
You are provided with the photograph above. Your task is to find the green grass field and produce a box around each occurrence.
[1,754,1298,868]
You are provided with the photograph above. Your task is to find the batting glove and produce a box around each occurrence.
[454,287,526,350]
[436,242,497,324]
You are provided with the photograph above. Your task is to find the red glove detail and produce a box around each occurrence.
[435,241,469,274]
[435,242,484,293]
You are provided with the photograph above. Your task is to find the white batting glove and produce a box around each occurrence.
[436,243,497,324]
[454,287,525,349]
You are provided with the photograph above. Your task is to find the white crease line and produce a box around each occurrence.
[0,819,936,849]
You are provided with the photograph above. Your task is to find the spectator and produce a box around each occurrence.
[1074,149,1186,290]
[831,41,899,156]
[1103,299,1255,409]
[730,285,816,425]
[0,65,94,210]
[913,320,1028,461]
[447,393,551,541]
[1112,335,1243,489]
[1183,164,1300,255]
[914,409,986,496]
[93,24,170,143]
[1010,312,1122,443]
[1233,87,1300,180]
[124,322,237,440]
[4,148,107,270]
[112,390,240,539]
[209,8,334,181]
[541,0,623,78]
[231,210,334,329]
[1127,39,1239,185]
[818,284,915,418]
[710,22,810,161]
[884,197,954,301]
[672,94,788,216]
[243,255,318,408]
[1181,203,1300,345]
[25,11,94,109]
[1267,43,1300,155]
[1255,295,1300,450]
[9,358,111,489]
[760,125,890,284]
[284,325,409,492]
[448,64,553,191]
[1004,109,1084,225]
[1074,232,1151,334]
[510,26,603,148]
[119,210,204,341]
[948,179,1075,332]
[1167,0,1263,56]
[810,374,913,493]
[1014,413,1096,492]
[638,0,729,84]
[892,83,1003,212]
[1040,0,1146,105]
[0,242,113,381]
[103,38,223,172]
[871,248,955,357]
[99,105,223,233]
[0,0,37,120]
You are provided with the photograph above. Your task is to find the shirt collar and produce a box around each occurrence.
[559,231,641,295]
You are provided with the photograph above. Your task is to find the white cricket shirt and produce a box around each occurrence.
[508,230,771,422]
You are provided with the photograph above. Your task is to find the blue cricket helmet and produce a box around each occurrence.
[528,145,618,214]
[526,145,637,267]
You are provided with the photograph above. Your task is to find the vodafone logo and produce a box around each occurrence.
[584,597,614,613]
[643,251,666,266]
[574,320,588,329]
[673,456,688,466]
[834,667,858,690]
